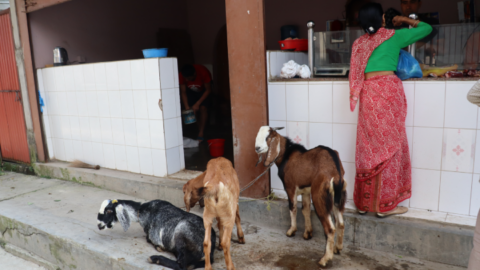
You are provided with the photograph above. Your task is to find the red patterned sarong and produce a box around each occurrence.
[353,75,411,213]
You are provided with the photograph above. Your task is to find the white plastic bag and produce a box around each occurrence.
[280,60,300,78]
[183,137,199,148]
[297,65,311,78]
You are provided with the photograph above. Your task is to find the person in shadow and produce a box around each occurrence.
[179,64,212,142]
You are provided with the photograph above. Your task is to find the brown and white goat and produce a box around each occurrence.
[183,157,245,270]
[255,126,347,267]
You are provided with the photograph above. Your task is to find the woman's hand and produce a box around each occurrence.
[393,16,420,27]
[350,95,358,112]
[392,16,405,26]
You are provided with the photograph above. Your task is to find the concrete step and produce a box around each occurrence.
[30,162,474,268]
[0,171,469,270]
[3,243,55,270]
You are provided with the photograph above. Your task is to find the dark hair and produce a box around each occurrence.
[180,64,195,77]
[345,0,372,27]
[384,8,401,29]
[358,3,384,34]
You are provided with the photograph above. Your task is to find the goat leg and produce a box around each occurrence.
[286,189,298,237]
[333,206,345,254]
[301,194,313,240]
[203,218,214,270]
[318,214,336,267]
[235,206,245,244]
[216,217,224,250]
[221,223,236,270]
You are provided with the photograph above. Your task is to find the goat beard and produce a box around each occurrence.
[256,153,267,167]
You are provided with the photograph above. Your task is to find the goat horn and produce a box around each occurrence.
[272,127,284,131]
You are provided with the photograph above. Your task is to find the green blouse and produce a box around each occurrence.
[364,22,433,73]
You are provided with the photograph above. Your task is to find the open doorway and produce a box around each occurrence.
[181,24,234,171]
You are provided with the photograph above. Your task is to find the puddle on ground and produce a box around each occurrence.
[270,249,407,270]
[243,223,259,235]
[273,251,323,270]
[275,254,322,270]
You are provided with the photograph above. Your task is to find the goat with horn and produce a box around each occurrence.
[255,126,347,267]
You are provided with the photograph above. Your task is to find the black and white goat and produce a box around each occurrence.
[97,199,216,270]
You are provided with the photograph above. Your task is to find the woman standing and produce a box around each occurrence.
[349,3,432,217]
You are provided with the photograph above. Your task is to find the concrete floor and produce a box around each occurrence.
[0,248,46,270]
[208,220,466,270]
[0,172,468,270]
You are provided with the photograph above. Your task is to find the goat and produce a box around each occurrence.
[97,199,216,270]
[255,126,347,267]
[183,157,245,270]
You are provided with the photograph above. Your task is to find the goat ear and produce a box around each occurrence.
[272,127,284,131]
[184,191,192,212]
[265,137,280,166]
[115,204,131,232]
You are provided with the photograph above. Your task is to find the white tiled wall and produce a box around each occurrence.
[38,58,184,177]
[267,76,480,218]
[267,51,308,79]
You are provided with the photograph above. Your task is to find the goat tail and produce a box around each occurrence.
[201,180,221,199]
[332,177,347,210]
[319,145,346,208]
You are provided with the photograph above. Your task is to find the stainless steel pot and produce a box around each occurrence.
[53,47,68,66]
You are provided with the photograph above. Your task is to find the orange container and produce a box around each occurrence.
[278,39,308,51]
[207,139,225,157]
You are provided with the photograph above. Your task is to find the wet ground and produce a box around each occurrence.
[209,221,466,270]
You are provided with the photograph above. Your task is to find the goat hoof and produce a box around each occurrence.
[318,258,329,267]
[286,231,296,237]
[155,246,164,252]
[238,237,246,244]
[334,246,342,254]
[148,257,161,265]
[303,231,312,240]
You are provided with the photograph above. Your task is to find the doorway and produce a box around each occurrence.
[182,24,234,171]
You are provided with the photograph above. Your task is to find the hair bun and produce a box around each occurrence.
[367,26,375,34]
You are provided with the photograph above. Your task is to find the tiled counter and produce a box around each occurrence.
[37,58,184,177]
[267,50,480,218]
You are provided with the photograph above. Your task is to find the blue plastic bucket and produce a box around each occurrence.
[182,110,196,124]
[142,48,168,58]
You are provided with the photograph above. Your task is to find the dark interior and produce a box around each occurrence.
[176,24,234,171]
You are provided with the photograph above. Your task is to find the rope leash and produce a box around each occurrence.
[239,162,275,193]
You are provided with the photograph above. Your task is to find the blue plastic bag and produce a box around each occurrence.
[395,50,423,80]
[38,90,44,113]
